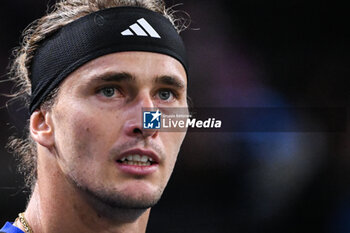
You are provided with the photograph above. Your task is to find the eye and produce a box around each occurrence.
[98,87,121,98]
[157,89,176,101]
[101,87,116,97]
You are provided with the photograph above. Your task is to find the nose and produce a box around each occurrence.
[123,92,158,139]
[124,120,158,139]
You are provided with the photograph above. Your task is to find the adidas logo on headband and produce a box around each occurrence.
[121,18,161,38]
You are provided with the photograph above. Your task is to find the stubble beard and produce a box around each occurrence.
[60,139,175,219]
[66,170,165,218]
[79,178,163,210]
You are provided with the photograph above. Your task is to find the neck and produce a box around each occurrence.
[24,149,150,233]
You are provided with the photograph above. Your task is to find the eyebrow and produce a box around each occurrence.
[99,72,135,82]
[88,71,185,89]
[154,75,185,89]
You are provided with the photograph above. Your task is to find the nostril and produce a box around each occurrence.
[133,128,142,134]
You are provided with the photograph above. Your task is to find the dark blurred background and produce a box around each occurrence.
[1,1,349,232]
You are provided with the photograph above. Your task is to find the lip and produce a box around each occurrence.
[116,148,160,163]
[115,148,160,176]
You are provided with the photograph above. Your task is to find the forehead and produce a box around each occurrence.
[66,51,187,85]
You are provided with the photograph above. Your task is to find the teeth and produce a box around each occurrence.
[134,154,141,161]
[141,155,148,162]
[122,160,151,166]
[119,154,154,165]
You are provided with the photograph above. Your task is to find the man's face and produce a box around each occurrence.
[49,52,187,209]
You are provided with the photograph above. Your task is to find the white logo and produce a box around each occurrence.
[143,110,162,129]
[121,18,161,38]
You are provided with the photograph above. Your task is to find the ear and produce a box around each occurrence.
[30,109,54,148]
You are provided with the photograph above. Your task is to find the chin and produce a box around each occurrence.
[76,178,164,210]
[113,180,164,207]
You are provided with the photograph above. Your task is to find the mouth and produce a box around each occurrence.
[117,154,156,166]
[115,148,160,175]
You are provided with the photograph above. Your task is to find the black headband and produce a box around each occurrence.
[30,6,187,113]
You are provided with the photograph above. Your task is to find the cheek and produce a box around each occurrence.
[161,131,186,164]
[56,112,91,160]
[167,132,186,149]
[54,107,115,163]
[71,117,96,158]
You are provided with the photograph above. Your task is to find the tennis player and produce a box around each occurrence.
[1,0,188,232]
